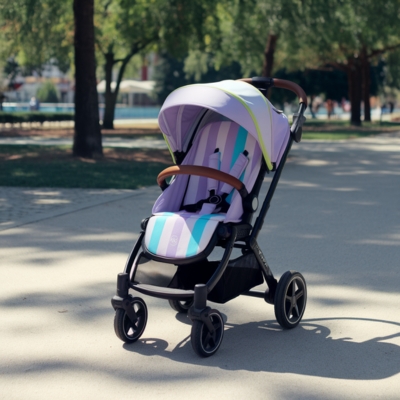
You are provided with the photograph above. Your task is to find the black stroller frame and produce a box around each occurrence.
[111,77,308,357]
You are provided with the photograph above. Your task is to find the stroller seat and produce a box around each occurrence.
[144,211,226,259]
[143,120,263,262]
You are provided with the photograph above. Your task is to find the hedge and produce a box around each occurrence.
[0,112,74,125]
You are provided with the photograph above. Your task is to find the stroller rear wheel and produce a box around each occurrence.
[274,271,307,329]
[191,310,224,357]
[168,299,194,313]
[114,297,147,343]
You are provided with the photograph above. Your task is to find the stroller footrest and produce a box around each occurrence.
[132,283,194,300]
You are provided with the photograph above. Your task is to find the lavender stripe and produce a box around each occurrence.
[164,215,186,258]
[193,123,219,203]
[251,143,262,171]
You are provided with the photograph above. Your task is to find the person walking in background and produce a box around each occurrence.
[326,99,334,119]
[29,96,40,111]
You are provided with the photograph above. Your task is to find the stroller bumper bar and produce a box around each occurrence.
[157,165,249,198]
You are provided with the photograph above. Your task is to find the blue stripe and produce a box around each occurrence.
[186,217,211,257]
[147,213,174,254]
[230,126,248,169]
[226,127,248,203]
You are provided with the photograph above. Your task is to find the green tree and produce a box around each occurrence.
[384,49,400,91]
[97,0,221,129]
[0,0,72,73]
[281,0,400,124]
[0,0,102,157]
[36,80,59,103]
[203,0,400,125]
[153,52,242,104]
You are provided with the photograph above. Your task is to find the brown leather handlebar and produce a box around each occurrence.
[157,165,247,197]
[239,78,308,107]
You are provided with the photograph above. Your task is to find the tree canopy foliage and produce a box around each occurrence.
[277,0,400,123]
[97,0,222,128]
[0,0,72,73]
[1,0,399,130]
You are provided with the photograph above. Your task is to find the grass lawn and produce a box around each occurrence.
[0,120,399,189]
[0,145,172,189]
[301,119,400,140]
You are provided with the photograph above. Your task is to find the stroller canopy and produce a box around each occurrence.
[158,80,290,171]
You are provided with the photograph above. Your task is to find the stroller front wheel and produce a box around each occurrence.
[191,310,224,357]
[274,271,307,329]
[114,297,148,343]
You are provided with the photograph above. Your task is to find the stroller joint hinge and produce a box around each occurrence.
[116,272,130,297]
[188,306,215,333]
[264,281,278,305]
[111,295,138,324]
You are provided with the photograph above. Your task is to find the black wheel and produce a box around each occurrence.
[191,310,224,357]
[114,297,147,343]
[168,299,194,313]
[274,271,307,329]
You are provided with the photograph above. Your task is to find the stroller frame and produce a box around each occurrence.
[111,77,308,357]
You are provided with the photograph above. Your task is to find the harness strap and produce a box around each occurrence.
[220,150,249,195]
[183,149,249,214]
[207,148,220,196]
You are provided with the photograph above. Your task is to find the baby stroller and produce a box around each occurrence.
[111,77,308,357]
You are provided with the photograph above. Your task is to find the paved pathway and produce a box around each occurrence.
[0,187,143,231]
[0,134,400,399]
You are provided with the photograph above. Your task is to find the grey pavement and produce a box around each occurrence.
[1,133,400,399]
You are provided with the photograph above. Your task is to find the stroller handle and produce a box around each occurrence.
[239,77,308,107]
[157,165,248,198]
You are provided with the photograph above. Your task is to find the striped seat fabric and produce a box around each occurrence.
[143,120,263,261]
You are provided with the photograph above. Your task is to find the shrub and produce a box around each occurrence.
[36,81,59,103]
[0,112,74,124]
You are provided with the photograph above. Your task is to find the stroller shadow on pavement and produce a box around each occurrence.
[124,316,400,380]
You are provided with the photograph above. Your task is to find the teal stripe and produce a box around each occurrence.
[230,127,248,169]
[186,217,211,257]
[148,213,174,254]
[226,127,248,204]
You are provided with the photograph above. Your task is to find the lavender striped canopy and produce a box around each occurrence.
[158,80,290,171]
[152,120,262,223]
[145,121,263,259]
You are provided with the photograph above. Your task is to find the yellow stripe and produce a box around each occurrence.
[163,134,176,164]
[203,84,273,170]
[254,85,274,160]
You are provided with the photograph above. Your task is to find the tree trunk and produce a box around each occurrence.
[73,0,102,157]
[262,33,278,78]
[102,52,134,129]
[347,57,362,126]
[102,51,116,129]
[102,92,117,129]
[361,47,371,122]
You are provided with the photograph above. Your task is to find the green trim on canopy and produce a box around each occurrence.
[163,133,176,164]
[203,83,273,170]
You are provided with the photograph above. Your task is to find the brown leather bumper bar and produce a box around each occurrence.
[157,165,248,198]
